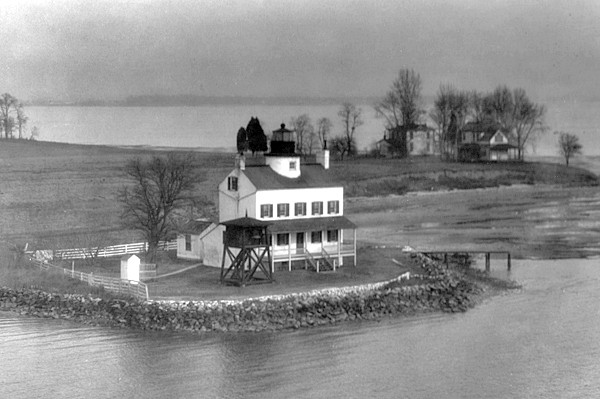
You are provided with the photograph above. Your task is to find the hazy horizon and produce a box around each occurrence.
[2,0,600,104]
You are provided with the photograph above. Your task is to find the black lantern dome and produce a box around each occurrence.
[269,123,296,155]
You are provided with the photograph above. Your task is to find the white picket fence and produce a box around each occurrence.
[31,259,149,301]
[49,240,177,261]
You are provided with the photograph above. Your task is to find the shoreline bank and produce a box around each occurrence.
[0,253,518,333]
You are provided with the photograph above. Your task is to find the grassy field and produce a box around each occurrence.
[1,139,598,300]
[2,139,596,250]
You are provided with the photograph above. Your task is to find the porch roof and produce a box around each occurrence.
[490,143,518,150]
[267,216,356,233]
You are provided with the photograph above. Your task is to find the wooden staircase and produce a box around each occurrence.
[305,249,334,273]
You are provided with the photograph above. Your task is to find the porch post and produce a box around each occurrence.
[353,228,357,266]
[304,232,307,270]
[337,231,341,268]
[270,234,275,274]
[288,234,291,272]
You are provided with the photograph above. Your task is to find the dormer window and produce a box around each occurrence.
[289,161,296,171]
[227,176,238,191]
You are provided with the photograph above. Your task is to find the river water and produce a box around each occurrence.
[25,99,600,155]
[2,257,600,399]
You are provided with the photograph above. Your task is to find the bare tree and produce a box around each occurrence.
[304,129,318,156]
[15,103,28,139]
[485,85,514,130]
[0,93,18,139]
[557,132,582,166]
[338,102,363,157]
[316,117,332,149]
[290,114,314,155]
[73,231,113,269]
[329,136,349,160]
[118,153,201,262]
[374,68,425,129]
[431,84,470,159]
[511,88,547,161]
[475,86,546,161]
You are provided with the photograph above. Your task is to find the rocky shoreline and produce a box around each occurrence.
[0,253,490,333]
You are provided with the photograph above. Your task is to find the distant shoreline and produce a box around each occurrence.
[25,95,379,108]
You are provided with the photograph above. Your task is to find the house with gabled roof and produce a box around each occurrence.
[459,121,518,162]
[377,123,437,157]
[178,123,357,273]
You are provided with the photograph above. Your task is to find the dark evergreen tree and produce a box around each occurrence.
[236,127,248,154]
[246,117,268,155]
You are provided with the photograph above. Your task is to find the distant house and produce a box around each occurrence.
[377,124,437,157]
[459,122,518,162]
[375,134,393,157]
[178,123,357,272]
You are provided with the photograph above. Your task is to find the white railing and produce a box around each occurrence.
[49,240,177,261]
[272,243,354,260]
[31,259,149,301]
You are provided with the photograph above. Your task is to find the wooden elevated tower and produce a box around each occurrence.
[220,217,273,286]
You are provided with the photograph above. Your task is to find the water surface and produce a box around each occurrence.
[2,258,600,398]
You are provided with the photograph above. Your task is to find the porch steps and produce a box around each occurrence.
[320,248,335,271]
[305,250,334,273]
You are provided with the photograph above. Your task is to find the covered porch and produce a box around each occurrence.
[268,216,357,272]
[486,143,519,161]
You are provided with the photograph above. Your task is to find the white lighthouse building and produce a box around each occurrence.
[178,123,357,272]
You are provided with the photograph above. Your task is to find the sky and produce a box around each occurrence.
[1,0,600,103]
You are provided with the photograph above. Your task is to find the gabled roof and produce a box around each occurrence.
[478,131,498,142]
[479,129,512,144]
[179,219,213,234]
[242,164,339,190]
[490,143,517,150]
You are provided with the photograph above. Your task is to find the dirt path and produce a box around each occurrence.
[155,263,201,279]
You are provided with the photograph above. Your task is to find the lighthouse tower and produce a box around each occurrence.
[264,123,301,178]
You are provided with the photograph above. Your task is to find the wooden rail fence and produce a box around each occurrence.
[49,240,177,261]
[30,259,149,301]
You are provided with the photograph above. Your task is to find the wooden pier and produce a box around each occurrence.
[420,251,512,271]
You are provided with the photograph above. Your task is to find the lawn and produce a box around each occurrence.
[40,246,418,301]
[1,140,598,301]
[2,140,596,251]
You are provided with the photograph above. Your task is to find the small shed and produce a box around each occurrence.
[121,254,140,282]
[176,219,215,261]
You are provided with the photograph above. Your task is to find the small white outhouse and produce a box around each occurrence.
[120,254,140,282]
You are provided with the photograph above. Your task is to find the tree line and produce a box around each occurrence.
[374,69,548,161]
[0,93,38,140]
[234,104,364,160]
